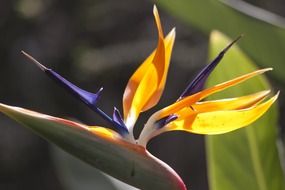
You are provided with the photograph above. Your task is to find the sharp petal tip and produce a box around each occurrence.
[153,5,158,13]
[255,90,271,102]
[98,87,104,93]
[21,51,48,71]
[170,27,176,35]
[263,89,271,96]
[275,91,280,98]
[236,34,244,39]
[261,68,273,73]
[268,91,280,104]
[222,34,243,53]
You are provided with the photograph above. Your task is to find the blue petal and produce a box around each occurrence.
[113,107,129,134]
[46,70,102,107]
[21,51,125,133]
[155,114,178,129]
[21,51,102,107]
[178,35,242,99]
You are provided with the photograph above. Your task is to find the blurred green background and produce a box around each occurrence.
[0,0,284,190]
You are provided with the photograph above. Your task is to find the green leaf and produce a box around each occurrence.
[205,31,285,190]
[51,146,119,190]
[159,0,285,84]
[0,103,186,190]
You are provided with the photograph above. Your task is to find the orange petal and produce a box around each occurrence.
[89,127,119,139]
[168,90,270,131]
[168,93,278,134]
[192,90,270,112]
[157,68,272,119]
[123,6,175,128]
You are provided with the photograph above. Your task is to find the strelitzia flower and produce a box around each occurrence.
[0,5,278,190]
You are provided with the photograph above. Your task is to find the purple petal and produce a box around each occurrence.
[155,114,178,129]
[21,51,102,107]
[178,35,242,99]
[21,51,124,132]
[47,70,102,106]
[22,51,130,135]
[113,107,129,134]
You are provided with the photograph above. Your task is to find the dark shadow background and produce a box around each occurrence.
[0,0,284,190]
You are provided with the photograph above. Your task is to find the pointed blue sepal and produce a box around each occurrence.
[113,107,129,135]
[46,70,103,107]
[21,51,118,131]
[21,51,103,108]
[178,35,242,99]
[155,114,178,129]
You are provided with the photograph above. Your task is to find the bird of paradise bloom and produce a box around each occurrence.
[0,5,278,190]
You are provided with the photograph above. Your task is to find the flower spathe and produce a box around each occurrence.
[0,5,278,190]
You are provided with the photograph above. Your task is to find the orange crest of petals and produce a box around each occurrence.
[123,6,176,129]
